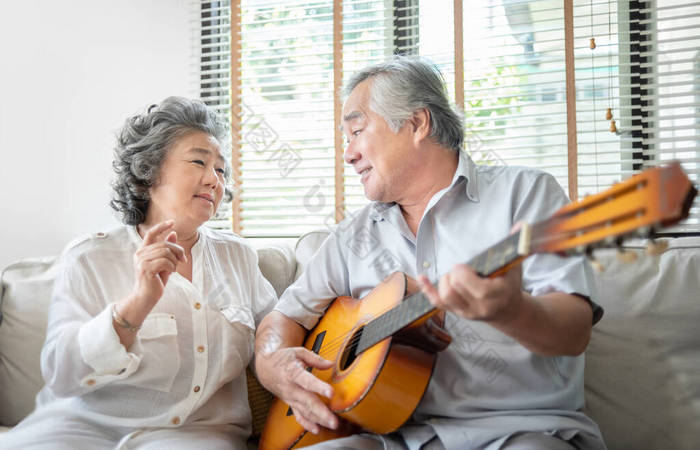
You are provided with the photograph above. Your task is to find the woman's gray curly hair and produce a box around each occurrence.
[110,96,229,225]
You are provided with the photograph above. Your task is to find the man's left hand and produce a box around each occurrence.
[417,263,524,324]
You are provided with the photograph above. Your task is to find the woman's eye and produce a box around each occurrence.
[353,130,361,136]
[215,168,225,175]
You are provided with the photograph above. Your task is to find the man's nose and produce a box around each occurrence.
[344,142,358,165]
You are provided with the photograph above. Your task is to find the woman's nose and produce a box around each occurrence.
[203,166,219,185]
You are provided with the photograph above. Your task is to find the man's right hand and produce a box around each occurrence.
[255,312,339,434]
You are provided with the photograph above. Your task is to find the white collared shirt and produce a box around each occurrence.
[36,225,276,437]
[275,151,605,449]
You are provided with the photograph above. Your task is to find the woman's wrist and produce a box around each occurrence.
[113,294,153,332]
[112,304,141,333]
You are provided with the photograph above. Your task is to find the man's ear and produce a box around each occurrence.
[410,108,431,143]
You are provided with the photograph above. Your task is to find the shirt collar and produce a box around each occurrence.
[368,150,479,222]
[452,149,480,202]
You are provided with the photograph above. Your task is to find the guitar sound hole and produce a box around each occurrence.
[339,326,364,370]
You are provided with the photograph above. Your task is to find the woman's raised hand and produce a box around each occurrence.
[131,220,187,307]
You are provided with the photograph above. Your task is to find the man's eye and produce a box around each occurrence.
[215,168,225,175]
[192,160,205,166]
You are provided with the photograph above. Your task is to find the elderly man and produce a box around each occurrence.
[254,56,606,450]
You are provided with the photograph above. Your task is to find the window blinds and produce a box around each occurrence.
[200,0,419,236]
[201,1,234,229]
[459,0,571,190]
[457,0,698,231]
[575,0,699,232]
[200,0,699,235]
[634,0,700,231]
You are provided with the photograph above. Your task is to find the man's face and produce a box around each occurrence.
[341,79,420,204]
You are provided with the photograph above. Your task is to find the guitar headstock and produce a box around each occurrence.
[529,162,697,256]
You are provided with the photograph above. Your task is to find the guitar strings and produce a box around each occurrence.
[309,294,430,361]
[313,299,419,360]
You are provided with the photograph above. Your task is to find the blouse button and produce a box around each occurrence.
[193,385,201,393]
[171,417,180,425]
[194,302,201,310]
[197,346,205,353]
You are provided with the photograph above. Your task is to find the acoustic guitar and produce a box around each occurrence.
[259,162,697,450]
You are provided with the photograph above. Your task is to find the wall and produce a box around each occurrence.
[0,1,197,268]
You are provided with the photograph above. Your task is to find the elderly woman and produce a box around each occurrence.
[2,97,276,449]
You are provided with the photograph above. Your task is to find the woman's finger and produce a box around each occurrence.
[163,239,187,263]
[141,257,177,278]
[137,247,181,269]
[142,220,174,246]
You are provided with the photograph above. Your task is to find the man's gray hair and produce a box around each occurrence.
[110,96,230,225]
[342,56,464,152]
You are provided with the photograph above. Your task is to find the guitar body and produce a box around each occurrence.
[259,272,441,450]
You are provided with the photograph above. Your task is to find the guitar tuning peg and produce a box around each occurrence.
[616,249,638,263]
[646,240,669,256]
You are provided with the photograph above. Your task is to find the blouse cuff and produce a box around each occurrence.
[78,304,141,382]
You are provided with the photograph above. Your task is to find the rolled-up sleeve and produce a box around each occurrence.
[274,229,349,330]
[40,253,141,397]
[514,172,604,324]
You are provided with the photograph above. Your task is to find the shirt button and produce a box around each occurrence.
[171,417,180,425]
[193,385,201,393]
[194,302,201,310]
[86,379,96,386]
[197,346,205,353]
[422,261,431,268]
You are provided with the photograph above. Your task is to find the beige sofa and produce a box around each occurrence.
[1,230,699,449]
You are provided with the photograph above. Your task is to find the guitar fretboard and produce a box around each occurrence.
[357,231,523,354]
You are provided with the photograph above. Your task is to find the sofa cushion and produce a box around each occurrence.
[256,244,296,298]
[584,237,700,450]
[294,230,330,280]
[0,257,58,426]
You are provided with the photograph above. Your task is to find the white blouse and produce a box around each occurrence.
[35,225,276,439]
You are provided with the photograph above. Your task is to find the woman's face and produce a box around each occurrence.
[146,130,226,230]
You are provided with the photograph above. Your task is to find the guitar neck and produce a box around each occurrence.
[356,163,698,355]
[357,229,529,354]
